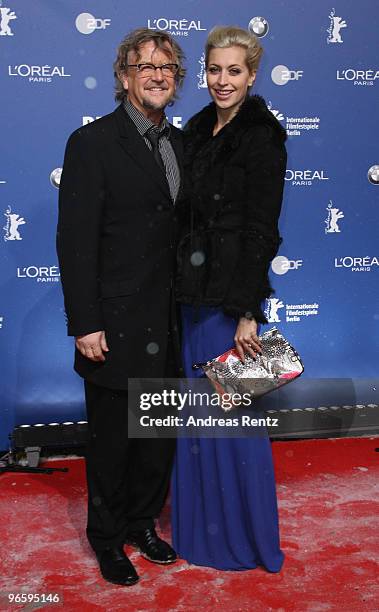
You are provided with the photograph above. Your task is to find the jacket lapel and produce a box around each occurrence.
[113,105,171,202]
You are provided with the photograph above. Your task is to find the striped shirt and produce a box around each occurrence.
[123,98,180,203]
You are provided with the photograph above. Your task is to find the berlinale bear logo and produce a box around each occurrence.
[197,53,207,89]
[3,206,26,241]
[265,299,285,324]
[327,9,347,44]
[325,201,344,233]
[0,7,17,36]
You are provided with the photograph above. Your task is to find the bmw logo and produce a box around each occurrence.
[50,168,62,189]
[367,165,379,185]
[248,17,269,38]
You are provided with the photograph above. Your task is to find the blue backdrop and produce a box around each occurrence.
[1,1,378,449]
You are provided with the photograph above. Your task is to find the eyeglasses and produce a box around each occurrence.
[127,63,179,77]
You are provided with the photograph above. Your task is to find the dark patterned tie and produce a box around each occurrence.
[146,127,166,174]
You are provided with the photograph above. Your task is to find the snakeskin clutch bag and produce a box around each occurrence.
[193,327,304,411]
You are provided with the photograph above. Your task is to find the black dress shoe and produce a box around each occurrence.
[126,528,177,564]
[95,547,139,586]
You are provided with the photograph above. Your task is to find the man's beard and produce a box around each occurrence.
[141,93,173,112]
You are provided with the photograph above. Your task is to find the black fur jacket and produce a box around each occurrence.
[175,94,287,323]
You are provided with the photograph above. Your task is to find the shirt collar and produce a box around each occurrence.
[124,98,170,138]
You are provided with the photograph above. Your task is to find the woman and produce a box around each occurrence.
[171,26,287,572]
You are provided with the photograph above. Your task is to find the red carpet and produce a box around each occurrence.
[0,437,378,611]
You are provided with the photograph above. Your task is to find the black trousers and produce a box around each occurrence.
[84,339,177,552]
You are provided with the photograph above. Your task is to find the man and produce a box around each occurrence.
[56,28,185,586]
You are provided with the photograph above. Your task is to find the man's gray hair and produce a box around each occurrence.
[113,28,186,102]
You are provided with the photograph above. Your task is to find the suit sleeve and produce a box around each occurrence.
[223,125,287,324]
[56,129,106,336]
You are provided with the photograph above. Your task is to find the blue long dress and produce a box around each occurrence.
[171,304,284,572]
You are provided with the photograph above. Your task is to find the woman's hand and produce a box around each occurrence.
[75,331,109,362]
[234,317,262,362]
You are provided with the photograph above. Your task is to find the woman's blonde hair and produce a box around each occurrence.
[205,25,263,73]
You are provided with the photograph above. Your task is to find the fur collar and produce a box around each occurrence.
[184,94,286,159]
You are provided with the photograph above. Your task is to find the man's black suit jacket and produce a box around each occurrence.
[57,104,183,389]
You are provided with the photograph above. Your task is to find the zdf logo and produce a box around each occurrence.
[75,13,111,35]
[271,65,303,86]
[271,256,303,275]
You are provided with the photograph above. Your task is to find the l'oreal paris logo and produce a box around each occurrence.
[285,170,329,186]
[334,257,379,272]
[336,69,379,86]
[8,65,71,82]
[17,266,61,281]
[147,18,206,35]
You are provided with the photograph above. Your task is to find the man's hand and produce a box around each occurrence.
[75,331,109,362]
[234,317,262,363]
